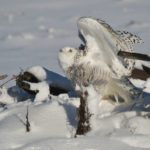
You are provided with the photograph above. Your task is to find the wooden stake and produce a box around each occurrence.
[75,91,91,136]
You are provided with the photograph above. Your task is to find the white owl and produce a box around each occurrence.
[58,17,143,103]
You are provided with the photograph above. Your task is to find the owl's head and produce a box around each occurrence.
[58,47,78,71]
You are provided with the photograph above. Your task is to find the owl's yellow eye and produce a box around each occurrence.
[69,49,72,52]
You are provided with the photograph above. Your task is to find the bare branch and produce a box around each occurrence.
[26,106,30,132]
[15,106,31,132]
[0,75,17,88]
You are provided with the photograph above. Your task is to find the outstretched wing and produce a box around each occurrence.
[77,17,143,78]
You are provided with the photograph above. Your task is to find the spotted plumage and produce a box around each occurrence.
[58,17,143,103]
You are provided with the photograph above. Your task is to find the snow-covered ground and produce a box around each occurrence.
[0,0,150,149]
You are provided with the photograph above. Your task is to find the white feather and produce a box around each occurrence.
[58,17,142,103]
[78,17,133,78]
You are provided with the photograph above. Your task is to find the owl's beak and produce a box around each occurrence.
[59,49,63,52]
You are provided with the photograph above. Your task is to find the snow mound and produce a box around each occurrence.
[0,99,77,150]
[0,86,149,150]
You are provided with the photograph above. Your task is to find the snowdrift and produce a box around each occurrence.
[0,65,149,150]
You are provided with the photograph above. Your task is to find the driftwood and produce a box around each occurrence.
[16,73,37,95]
[16,67,74,96]
[16,72,71,96]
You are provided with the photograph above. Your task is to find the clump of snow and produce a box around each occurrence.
[0,87,15,104]
[27,81,50,102]
[86,85,100,116]
[85,85,102,131]
[27,66,47,81]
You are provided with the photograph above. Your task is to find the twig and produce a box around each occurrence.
[15,105,31,132]
[26,105,30,132]
[0,75,17,88]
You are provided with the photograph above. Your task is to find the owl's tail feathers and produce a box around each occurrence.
[102,79,133,104]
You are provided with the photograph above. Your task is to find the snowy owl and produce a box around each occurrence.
[58,17,143,103]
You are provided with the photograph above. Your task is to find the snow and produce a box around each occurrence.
[0,87,15,104]
[28,81,50,102]
[0,100,72,149]
[0,0,150,149]
[27,66,47,81]
[26,65,74,92]
[86,85,100,116]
